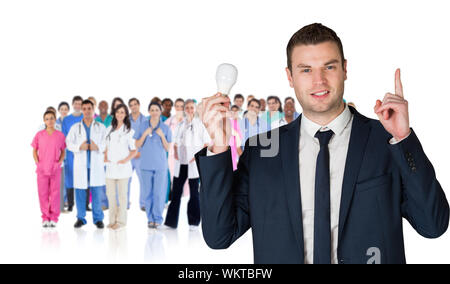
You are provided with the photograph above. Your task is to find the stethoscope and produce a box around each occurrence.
[78,121,101,135]
[148,119,161,138]
[106,125,129,141]
[244,116,260,139]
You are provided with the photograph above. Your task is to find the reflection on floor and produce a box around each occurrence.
[36,196,253,264]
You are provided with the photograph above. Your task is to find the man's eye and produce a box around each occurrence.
[326,66,335,70]
[301,69,311,73]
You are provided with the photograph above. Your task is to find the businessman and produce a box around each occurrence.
[195,23,449,264]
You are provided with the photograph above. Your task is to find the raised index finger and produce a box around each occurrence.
[395,68,404,97]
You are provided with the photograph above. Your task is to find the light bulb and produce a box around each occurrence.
[216,63,238,96]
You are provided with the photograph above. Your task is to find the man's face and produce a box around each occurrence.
[286,41,347,118]
[284,101,295,117]
[259,99,266,111]
[234,98,244,109]
[73,100,82,113]
[82,104,94,119]
[129,100,140,114]
[98,101,109,115]
[162,101,173,113]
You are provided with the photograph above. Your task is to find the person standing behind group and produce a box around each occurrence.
[57,102,70,130]
[111,97,125,116]
[165,98,186,203]
[278,100,297,127]
[87,96,99,118]
[32,110,66,228]
[134,102,172,229]
[56,102,70,213]
[95,100,113,210]
[230,105,243,169]
[258,98,267,118]
[239,99,268,149]
[233,94,245,119]
[266,96,284,130]
[66,100,107,229]
[285,96,300,119]
[128,98,147,211]
[161,98,173,122]
[62,96,84,212]
[161,98,174,203]
[104,104,137,230]
[164,99,210,230]
[95,101,113,128]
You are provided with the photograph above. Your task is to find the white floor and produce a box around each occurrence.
[16,197,253,264]
[1,169,449,264]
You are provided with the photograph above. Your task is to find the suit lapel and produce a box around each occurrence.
[280,115,305,259]
[338,106,372,244]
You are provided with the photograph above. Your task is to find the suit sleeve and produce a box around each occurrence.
[389,128,449,238]
[195,140,251,249]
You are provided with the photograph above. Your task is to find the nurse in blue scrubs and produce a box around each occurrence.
[128,98,146,210]
[134,102,172,229]
[61,96,84,212]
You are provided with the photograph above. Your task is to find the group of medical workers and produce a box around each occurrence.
[32,93,305,231]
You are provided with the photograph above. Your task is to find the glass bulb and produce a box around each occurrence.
[216,63,238,95]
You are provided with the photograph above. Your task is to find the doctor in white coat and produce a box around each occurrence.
[164,99,210,229]
[66,100,107,229]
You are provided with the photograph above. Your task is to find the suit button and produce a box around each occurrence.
[339,259,345,264]
[412,166,417,172]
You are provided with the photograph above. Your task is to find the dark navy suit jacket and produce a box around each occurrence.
[195,106,449,264]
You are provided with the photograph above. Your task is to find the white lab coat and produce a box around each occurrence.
[104,125,136,179]
[66,121,107,189]
[173,117,211,179]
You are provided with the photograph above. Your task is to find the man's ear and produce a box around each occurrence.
[285,67,294,88]
[343,59,348,81]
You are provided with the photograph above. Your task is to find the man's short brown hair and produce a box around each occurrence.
[286,23,345,72]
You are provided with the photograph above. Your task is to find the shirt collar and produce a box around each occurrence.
[301,104,352,138]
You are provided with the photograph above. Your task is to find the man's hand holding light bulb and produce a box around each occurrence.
[199,63,238,154]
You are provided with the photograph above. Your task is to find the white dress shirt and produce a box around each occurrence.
[299,105,353,264]
[105,125,136,179]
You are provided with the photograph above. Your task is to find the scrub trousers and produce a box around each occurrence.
[75,170,104,225]
[164,164,200,228]
[140,169,167,225]
[60,167,65,211]
[37,172,61,223]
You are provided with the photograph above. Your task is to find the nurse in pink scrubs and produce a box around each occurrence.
[32,110,66,228]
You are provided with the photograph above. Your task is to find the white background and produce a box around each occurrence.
[0,0,449,264]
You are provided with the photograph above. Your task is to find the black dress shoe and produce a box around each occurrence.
[95,221,105,229]
[68,206,73,212]
[74,219,85,228]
